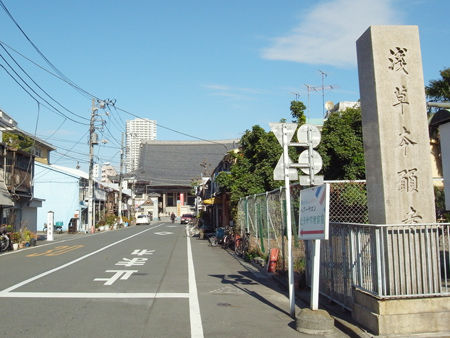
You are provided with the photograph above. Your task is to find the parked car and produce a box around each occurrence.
[136,214,150,225]
[180,214,194,224]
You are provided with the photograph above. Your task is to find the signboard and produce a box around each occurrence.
[298,149,322,175]
[297,124,321,147]
[269,122,297,146]
[298,184,330,240]
[273,154,298,181]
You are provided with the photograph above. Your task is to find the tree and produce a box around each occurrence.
[216,100,307,215]
[290,100,307,124]
[426,67,450,102]
[317,107,365,180]
[216,125,283,206]
[2,132,34,152]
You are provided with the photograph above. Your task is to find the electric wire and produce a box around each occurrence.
[0,57,89,126]
[13,101,39,191]
[0,44,89,121]
[0,39,98,100]
[42,118,67,141]
[114,105,231,150]
[0,0,96,100]
[1,38,231,149]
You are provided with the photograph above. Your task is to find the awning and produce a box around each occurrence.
[0,181,14,207]
[203,197,221,205]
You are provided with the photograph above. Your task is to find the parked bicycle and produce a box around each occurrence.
[0,226,10,252]
[208,227,225,247]
[234,231,250,257]
[221,225,234,249]
[43,223,63,234]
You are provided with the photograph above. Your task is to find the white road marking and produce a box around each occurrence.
[115,258,148,267]
[94,270,138,285]
[0,292,188,298]
[0,222,165,257]
[0,224,163,294]
[131,249,155,256]
[186,226,204,338]
[154,231,173,235]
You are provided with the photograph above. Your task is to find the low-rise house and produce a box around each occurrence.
[34,163,131,231]
[0,109,51,231]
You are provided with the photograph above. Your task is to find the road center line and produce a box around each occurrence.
[186,226,204,338]
[0,224,163,294]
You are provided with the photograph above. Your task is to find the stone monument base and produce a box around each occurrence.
[352,288,450,335]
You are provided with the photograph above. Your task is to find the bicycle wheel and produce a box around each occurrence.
[209,236,218,247]
[0,235,9,252]
[242,235,249,255]
[234,237,242,256]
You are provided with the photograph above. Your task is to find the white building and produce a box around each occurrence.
[101,162,117,183]
[126,118,157,172]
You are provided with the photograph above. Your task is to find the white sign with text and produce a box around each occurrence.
[298,184,330,240]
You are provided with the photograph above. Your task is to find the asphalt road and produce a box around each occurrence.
[0,222,348,338]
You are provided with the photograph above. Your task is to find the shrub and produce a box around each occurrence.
[10,232,21,243]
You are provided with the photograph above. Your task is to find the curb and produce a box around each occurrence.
[269,273,371,338]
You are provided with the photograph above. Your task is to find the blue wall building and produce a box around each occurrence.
[34,163,83,231]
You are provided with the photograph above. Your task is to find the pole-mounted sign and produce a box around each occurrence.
[269,122,326,315]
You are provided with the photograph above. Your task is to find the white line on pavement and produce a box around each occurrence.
[0,292,189,299]
[0,222,165,257]
[0,224,163,294]
[186,226,204,338]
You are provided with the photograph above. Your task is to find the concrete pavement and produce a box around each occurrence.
[1,222,357,337]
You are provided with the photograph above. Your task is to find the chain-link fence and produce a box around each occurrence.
[236,180,368,271]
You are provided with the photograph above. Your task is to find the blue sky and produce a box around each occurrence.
[0,0,448,172]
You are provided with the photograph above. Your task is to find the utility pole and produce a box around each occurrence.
[118,132,124,224]
[88,98,97,234]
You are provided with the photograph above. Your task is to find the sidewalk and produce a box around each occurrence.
[189,231,352,337]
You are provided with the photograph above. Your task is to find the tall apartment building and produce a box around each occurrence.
[126,118,157,172]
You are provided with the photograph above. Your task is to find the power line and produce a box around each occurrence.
[0,44,89,121]
[0,39,97,100]
[0,58,89,126]
[0,37,232,148]
[0,0,96,100]
[114,105,231,150]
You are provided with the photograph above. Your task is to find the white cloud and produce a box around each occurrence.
[203,84,266,100]
[262,0,403,67]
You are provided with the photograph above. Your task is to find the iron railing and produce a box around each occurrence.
[237,180,449,310]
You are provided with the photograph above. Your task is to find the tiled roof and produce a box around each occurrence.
[134,140,239,187]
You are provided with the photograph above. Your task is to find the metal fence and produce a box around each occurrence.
[316,222,450,309]
[236,181,367,262]
[236,181,449,310]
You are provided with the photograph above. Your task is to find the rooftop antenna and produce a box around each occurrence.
[304,84,321,119]
[290,91,301,101]
[318,70,335,117]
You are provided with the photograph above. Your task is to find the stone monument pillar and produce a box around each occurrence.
[352,27,447,336]
[356,25,436,224]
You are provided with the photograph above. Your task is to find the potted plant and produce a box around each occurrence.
[20,228,35,247]
[10,232,21,250]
